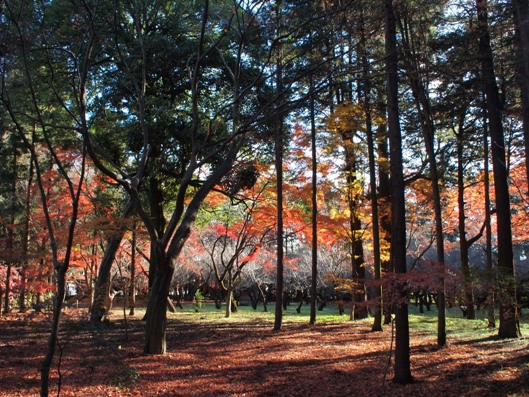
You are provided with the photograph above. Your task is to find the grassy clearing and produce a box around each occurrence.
[112,299,529,341]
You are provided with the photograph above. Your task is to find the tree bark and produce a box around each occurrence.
[39,266,67,397]
[310,79,318,326]
[143,257,171,354]
[396,12,447,346]
[457,129,476,320]
[476,0,520,338]
[90,200,135,323]
[385,0,413,384]
[378,125,393,326]
[483,112,496,328]
[273,0,284,332]
[360,5,381,332]
[129,227,136,316]
[512,0,529,188]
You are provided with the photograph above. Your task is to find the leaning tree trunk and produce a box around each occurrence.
[91,200,134,323]
[476,0,520,339]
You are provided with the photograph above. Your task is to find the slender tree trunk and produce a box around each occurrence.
[512,0,529,187]
[358,6,383,332]
[39,265,67,397]
[397,13,446,346]
[378,126,393,325]
[129,226,136,316]
[385,0,413,384]
[310,80,318,326]
[225,273,233,318]
[273,0,284,332]
[457,130,476,320]
[483,112,496,328]
[4,263,11,314]
[20,150,33,313]
[5,146,17,314]
[476,0,520,338]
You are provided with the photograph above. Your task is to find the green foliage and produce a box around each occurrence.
[193,289,205,312]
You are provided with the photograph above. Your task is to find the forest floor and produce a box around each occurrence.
[1,303,529,397]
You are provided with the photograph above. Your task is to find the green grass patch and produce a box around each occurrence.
[112,301,529,341]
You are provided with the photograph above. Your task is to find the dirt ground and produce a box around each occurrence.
[1,308,529,397]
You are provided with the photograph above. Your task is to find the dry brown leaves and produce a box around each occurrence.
[1,309,528,397]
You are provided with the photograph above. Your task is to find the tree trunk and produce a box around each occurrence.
[512,0,529,188]
[91,200,135,323]
[378,126,393,326]
[385,0,413,384]
[144,245,173,354]
[129,227,136,316]
[20,154,33,313]
[397,13,446,346]
[3,263,12,314]
[273,0,284,332]
[476,0,520,338]
[310,78,318,326]
[225,279,233,318]
[457,129,476,320]
[358,5,382,331]
[483,112,496,328]
[40,265,67,397]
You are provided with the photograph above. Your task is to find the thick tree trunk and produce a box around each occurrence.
[385,0,413,384]
[477,0,521,339]
[144,245,173,355]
